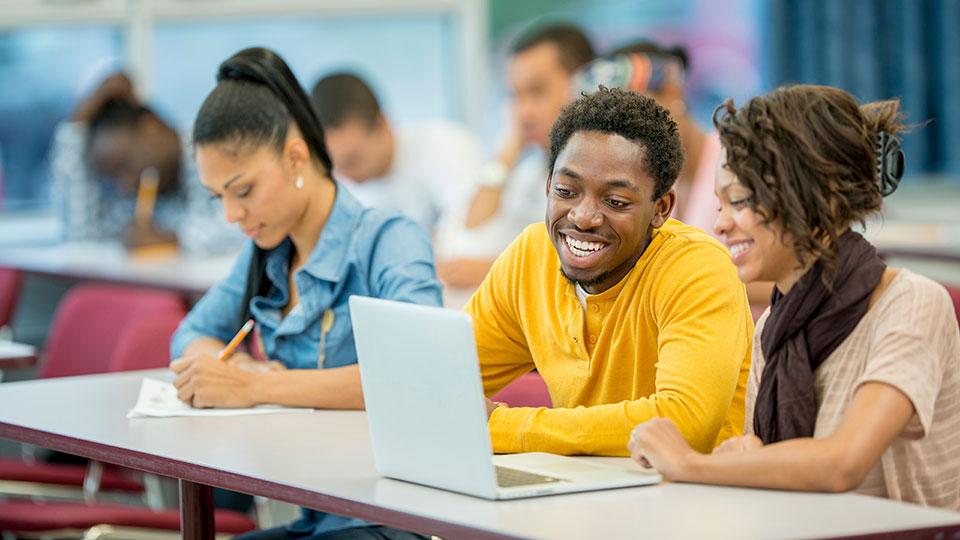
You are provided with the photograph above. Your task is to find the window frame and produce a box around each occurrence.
[0,0,488,130]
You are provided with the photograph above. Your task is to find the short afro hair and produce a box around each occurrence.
[548,87,684,200]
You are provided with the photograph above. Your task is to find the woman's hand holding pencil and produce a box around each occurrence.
[171,320,280,408]
[218,319,255,362]
[218,319,284,373]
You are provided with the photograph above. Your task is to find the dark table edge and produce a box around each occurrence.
[0,420,523,540]
[0,355,37,370]
[839,525,960,539]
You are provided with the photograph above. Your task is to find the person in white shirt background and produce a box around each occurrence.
[309,72,481,237]
[433,22,596,289]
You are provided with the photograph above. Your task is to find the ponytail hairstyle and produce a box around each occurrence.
[713,84,906,281]
[193,47,331,172]
[192,47,333,329]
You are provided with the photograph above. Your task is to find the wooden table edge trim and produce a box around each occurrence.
[0,355,37,370]
[0,420,522,540]
[835,525,960,540]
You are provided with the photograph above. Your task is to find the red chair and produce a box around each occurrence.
[0,500,255,537]
[944,283,960,324]
[0,287,253,536]
[492,371,552,408]
[0,267,21,329]
[108,311,185,372]
[40,283,185,379]
[0,458,144,500]
[1,284,186,503]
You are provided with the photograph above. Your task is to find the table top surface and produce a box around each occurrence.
[865,221,960,263]
[0,241,237,293]
[1,370,958,539]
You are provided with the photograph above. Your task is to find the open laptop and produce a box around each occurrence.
[349,296,662,500]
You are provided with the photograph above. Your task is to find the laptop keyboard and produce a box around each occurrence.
[495,466,565,488]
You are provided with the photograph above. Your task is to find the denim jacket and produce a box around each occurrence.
[170,185,442,535]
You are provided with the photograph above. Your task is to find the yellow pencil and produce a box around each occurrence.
[218,319,255,362]
[133,167,160,228]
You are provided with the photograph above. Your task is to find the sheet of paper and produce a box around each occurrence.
[127,377,313,418]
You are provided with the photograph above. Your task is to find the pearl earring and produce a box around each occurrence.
[295,175,304,189]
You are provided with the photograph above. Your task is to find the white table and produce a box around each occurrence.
[0,242,236,294]
[1,370,958,539]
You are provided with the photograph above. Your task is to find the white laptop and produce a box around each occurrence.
[349,296,661,500]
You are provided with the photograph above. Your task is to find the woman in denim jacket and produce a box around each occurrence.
[169,48,440,539]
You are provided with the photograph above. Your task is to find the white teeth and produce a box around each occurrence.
[729,241,753,257]
[564,235,605,257]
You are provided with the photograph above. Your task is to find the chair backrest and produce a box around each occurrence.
[107,311,186,372]
[491,371,552,408]
[944,283,960,324]
[40,283,185,379]
[0,267,22,328]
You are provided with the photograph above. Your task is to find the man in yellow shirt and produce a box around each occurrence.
[467,87,752,456]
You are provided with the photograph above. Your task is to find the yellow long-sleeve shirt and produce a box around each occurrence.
[466,219,752,456]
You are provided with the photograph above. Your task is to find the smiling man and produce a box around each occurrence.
[466,87,753,456]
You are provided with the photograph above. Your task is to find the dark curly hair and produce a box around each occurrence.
[548,86,684,200]
[713,84,904,277]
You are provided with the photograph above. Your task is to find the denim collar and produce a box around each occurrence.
[299,183,362,283]
[263,183,362,292]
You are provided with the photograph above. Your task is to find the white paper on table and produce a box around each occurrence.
[127,377,313,418]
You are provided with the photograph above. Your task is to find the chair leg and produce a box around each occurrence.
[83,525,238,540]
[141,474,167,511]
[252,497,300,528]
[20,443,38,464]
[83,525,182,540]
[253,495,270,527]
[82,461,103,503]
[0,479,85,500]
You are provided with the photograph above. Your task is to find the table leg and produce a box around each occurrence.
[179,479,215,540]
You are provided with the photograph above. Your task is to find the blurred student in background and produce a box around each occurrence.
[49,73,240,253]
[434,22,595,288]
[628,85,960,510]
[310,72,482,235]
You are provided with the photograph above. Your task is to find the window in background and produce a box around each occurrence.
[762,0,960,177]
[0,26,122,212]
[150,13,459,134]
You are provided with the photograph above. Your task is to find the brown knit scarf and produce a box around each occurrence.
[753,230,886,444]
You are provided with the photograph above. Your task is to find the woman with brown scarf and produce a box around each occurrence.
[626,85,960,509]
